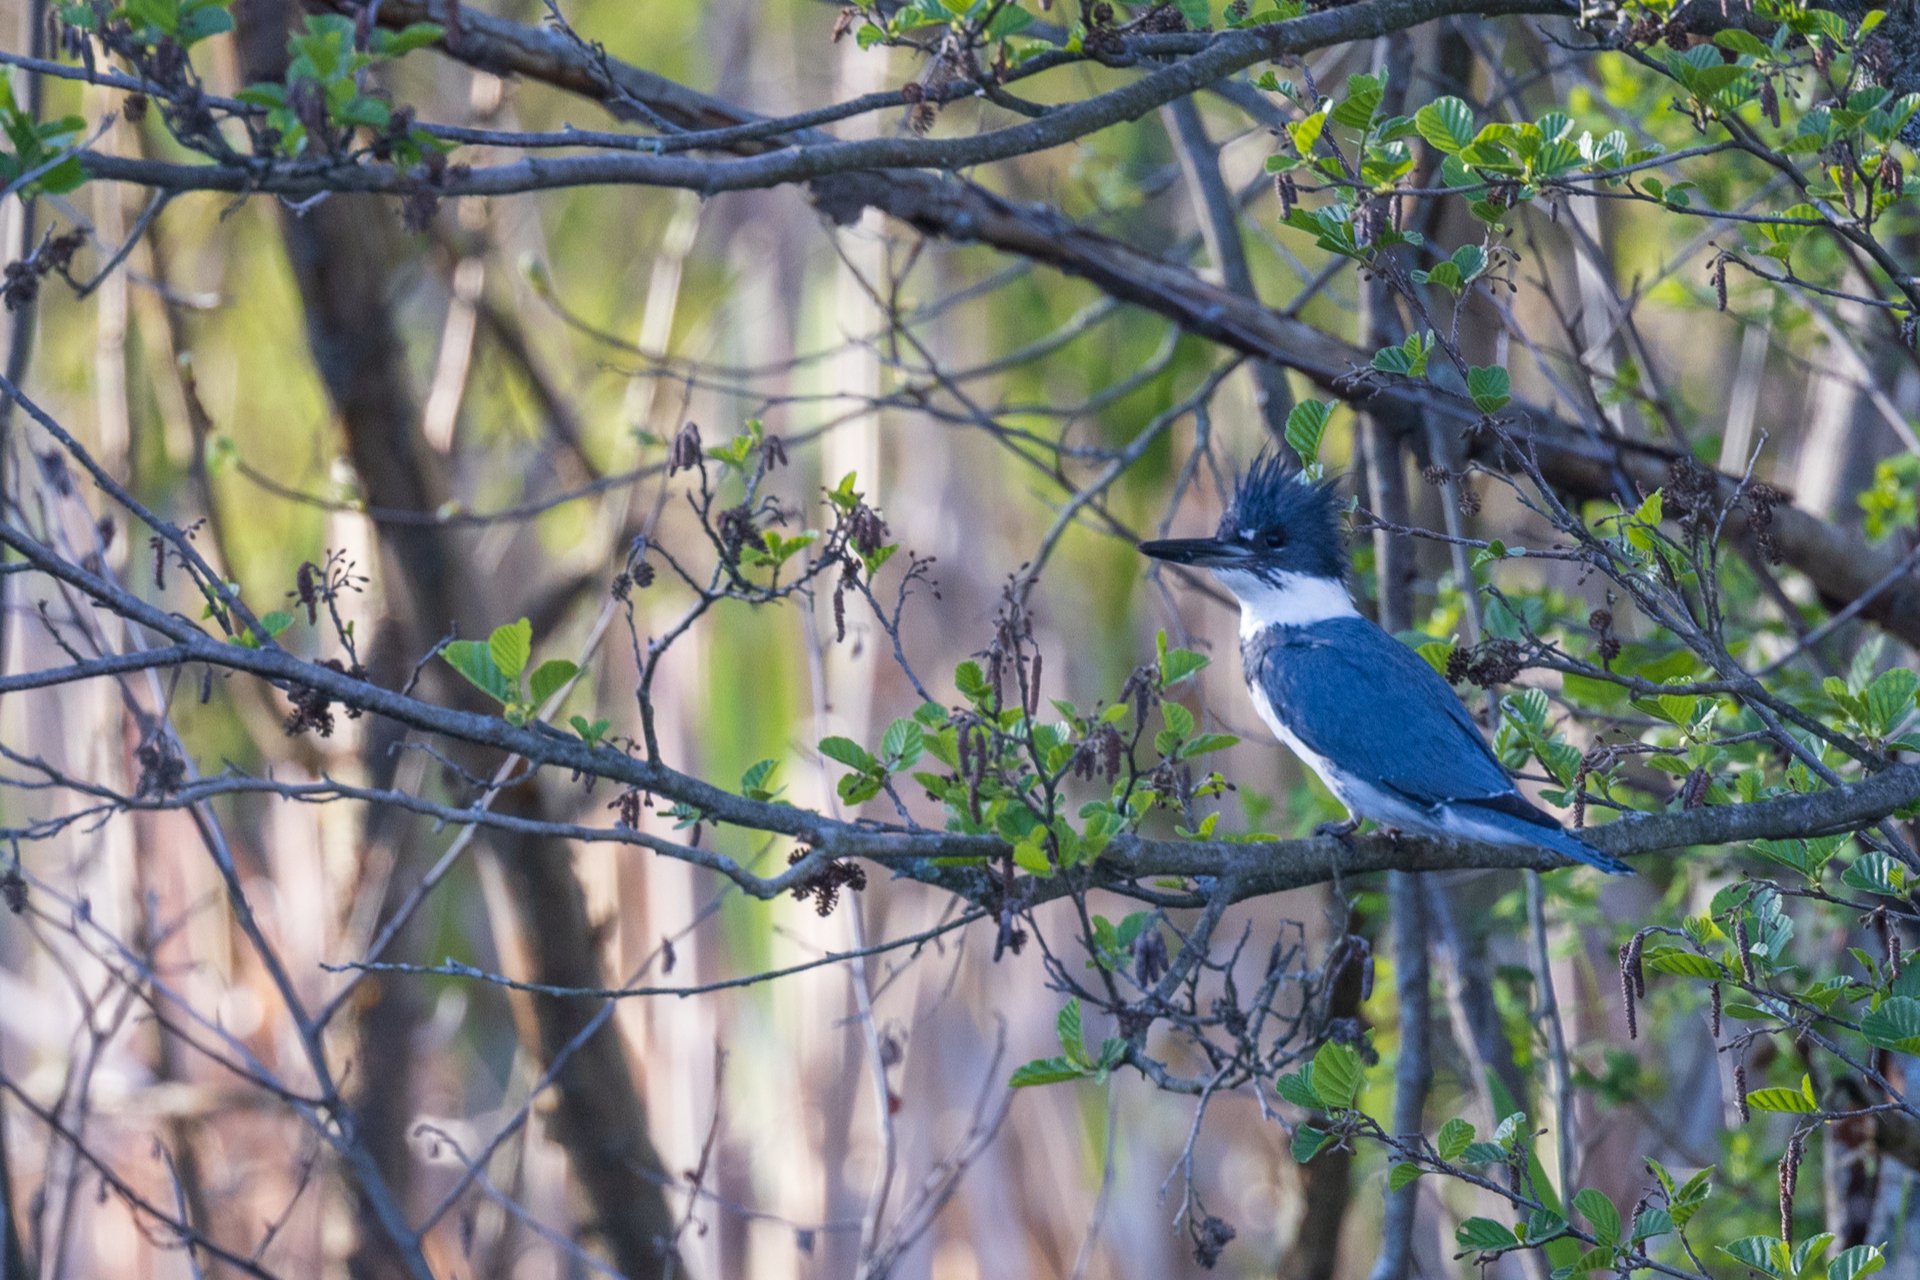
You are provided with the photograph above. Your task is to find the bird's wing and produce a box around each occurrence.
[1247,618,1522,812]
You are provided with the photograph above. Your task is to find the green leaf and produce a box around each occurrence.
[1387,1162,1423,1191]
[1467,365,1511,413]
[370,20,444,56]
[237,82,288,108]
[124,0,177,35]
[1413,260,1462,292]
[1842,852,1907,897]
[443,639,513,704]
[1864,668,1918,734]
[1572,1189,1620,1246]
[1632,1207,1674,1241]
[1450,244,1487,283]
[1456,1217,1518,1252]
[1525,1209,1568,1243]
[1436,1116,1475,1161]
[1292,1124,1333,1163]
[880,717,925,767]
[1829,1245,1886,1280]
[1288,104,1329,158]
[1359,138,1415,188]
[1623,490,1665,556]
[740,758,782,800]
[1563,671,1630,709]
[819,736,879,773]
[1057,998,1087,1062]
[837,772,884,805]
[1331,72,1385,130]
[1715,28,1771,56]
[1012,836,1053,876]
[1009,1056,1089,1087]
[1643,946,1725,979]
[1162,702,1196,742]
[1793,1234,1837,1277]
[1568,1244,1619,1273]
[1414,95,1475,153]
[1275,1070,1323,1109]
[489,618,532,680]
[955,659,991,703]
[1415,640,1455,675]
[1159,638,1210,687]
[1669,1167,1713,1229]
[528,658,579,707]
[335,95,392,130]
[985,4,1034,37]
[1373,331,1434,374]
[1720,1235,1784,1277]
[1862,996,1920,1053]
[177,4,233,44]
[1284,400,1333,468]
[1745,1084,1817,1114]
[1310,1040,1363,1109]
[1751,1074,1820,1113]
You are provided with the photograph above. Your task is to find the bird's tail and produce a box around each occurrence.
[1538,824,1634,876]
[1461,805,1635,876]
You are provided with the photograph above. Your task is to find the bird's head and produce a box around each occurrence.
[1138,452,1352,626]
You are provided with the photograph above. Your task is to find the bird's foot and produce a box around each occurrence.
[1381,826,1405,843]
[1315,817,1361,840]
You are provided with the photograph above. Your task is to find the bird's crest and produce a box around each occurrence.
[1218,450,1348,581]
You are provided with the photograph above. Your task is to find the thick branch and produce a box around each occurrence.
[5,514,1918,902]
[1083,763,1920,902]
[279,0,1920,641]
[82,0,1571,198]
[841,174,1920,645]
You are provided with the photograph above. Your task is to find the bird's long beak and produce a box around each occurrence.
[1136,537,1246,567]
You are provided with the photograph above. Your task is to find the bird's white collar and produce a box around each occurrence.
[1214,569,1359,638]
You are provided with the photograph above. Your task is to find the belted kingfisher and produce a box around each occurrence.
[1139,453,1631,875]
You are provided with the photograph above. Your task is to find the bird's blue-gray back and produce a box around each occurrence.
[1242,617,1517,811]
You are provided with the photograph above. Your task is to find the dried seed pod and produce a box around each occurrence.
[668,421,703,474]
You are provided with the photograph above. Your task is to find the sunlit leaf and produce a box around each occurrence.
[489,618,532,680]
[1455,1218,1517,1252]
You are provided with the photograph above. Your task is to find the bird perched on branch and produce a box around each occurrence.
[1138,452,1632,875]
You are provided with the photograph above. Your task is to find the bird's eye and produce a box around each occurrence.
[1262,529,1287,549]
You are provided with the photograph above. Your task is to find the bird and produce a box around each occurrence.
[1138,452,1632,875]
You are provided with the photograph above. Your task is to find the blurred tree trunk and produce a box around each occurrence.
[1398,15,1533,1144]
[233,5,682,1276]
[0,14,40,1267]
[1356,101,1438,1277]
[0,1099,26,1280]
[1797,297,1890,522]
[1163,95,1292,437]
[1278,907,1362,1280]
[1803,285,1911,1249]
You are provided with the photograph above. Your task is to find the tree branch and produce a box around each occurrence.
[264,0,1920,647]
[5,508,1917,904]
[80,0,1574,199]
